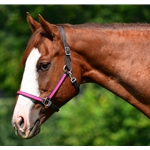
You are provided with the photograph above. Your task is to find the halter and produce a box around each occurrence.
[17,26,80,112]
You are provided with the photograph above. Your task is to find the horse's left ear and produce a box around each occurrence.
[26,12,41,32]
[38,14,59,38]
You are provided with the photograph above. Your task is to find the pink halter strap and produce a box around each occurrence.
[17,26,80,112]
[17,73,67,112]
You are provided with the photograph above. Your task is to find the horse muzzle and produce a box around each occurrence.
[12,117,41,139]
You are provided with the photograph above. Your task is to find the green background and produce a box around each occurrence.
[1,5,150,146]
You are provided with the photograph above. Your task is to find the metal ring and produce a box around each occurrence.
[63,65,72,73]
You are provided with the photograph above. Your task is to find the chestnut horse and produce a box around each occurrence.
[12,12,150,139]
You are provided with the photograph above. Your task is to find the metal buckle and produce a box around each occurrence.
[65,47,71,56]
[42,97,52,107]
[71,77,77,83]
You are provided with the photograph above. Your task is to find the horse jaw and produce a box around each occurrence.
[11,48,42,139]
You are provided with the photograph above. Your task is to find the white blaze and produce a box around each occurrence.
[12,48,41,121]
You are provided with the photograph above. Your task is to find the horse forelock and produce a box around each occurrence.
[21,28,48,66]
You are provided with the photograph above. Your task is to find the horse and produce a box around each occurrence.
[11,12,150,139]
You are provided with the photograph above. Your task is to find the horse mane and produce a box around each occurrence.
[21,22,150,65]
[60,22,150,30]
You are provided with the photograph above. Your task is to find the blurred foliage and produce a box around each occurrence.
[1,5,150,146]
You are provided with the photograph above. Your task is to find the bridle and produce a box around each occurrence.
[17,26,80,112]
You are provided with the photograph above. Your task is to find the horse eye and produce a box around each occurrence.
[37,63,50,71]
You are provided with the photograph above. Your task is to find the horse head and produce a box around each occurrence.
[11,12,81,139]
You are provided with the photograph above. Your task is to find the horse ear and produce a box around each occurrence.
[38,14,59,38]
[26,12,41,32]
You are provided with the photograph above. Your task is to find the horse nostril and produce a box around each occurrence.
[18,117,24,128]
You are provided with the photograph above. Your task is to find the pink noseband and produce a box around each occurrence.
[17,73,67,112]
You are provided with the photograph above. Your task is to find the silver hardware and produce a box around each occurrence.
[65,47,71,56]
[42,97,52,107]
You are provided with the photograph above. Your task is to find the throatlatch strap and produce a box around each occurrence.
[73,81,80,95]
[58,26,80,95]
[58,26,71,71]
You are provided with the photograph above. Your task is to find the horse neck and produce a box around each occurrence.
[65,26,150,118]
[66,27,116,84]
